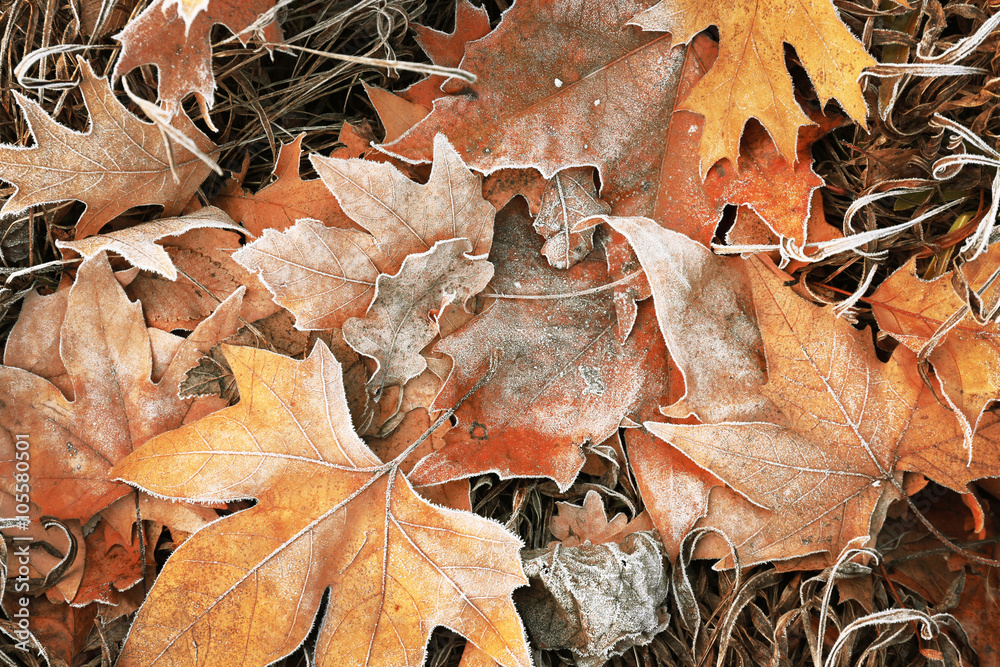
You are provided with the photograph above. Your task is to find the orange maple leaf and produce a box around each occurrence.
[0,58,217,239]
[111,343,531,667]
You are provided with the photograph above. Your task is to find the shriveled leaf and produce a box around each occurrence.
[534,167,609,269]
[605,216,772,423]
[56,207,245,279]
[410,201,673,491]
[0,253,243,525]
[234,218,394,330]
[213,134,352,235]
[645,257,975,565]
[312,133,494,264]
[111,343,531,667]
[343,238,494,395]
[113,0,281,112]
[630,0,873,170]
[0,58,216,239]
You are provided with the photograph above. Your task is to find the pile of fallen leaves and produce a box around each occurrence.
[2,0,1000,665]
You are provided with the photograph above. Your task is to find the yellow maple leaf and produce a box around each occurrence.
[630,0,875,173]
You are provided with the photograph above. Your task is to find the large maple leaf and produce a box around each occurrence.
[644,256,965,565]
[0,58,217,239]
[0,252,242,524]
[111,343,531,667]
[630,0,874,170]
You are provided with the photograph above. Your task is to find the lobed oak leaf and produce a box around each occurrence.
[0,252,243,525]
[0,58,217,240]
[312,133,495,265]
[645,256,967,565]
[113,0,281,112]
[111,343,531,667]
[869,247,1000,435]
[343,238,493,395]
[629,0,874,171]
[56,207,246,279]
[213,133,353,236]
[234,218,394,330]
[409,200,673,491]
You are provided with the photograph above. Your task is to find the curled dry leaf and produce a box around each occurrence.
[630,0,873,170]
[111,343,531,667]
[343,238,494,395]
[409,201,673,491]
[0,58,216,239]
[113,0,281,112]
[56,207,246,279]
[605,216,772,423]
[534,167,609,269]
[312,133,495,264]
[645,257,979,566]
[213,133,352,236]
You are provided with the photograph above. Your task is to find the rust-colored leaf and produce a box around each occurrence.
[630,0,873,170]
[213,134,352,236]
[113,0,281,112]
[0,58,216,239]
[869,247,1000,434]
[111,343,531,667]
[343,238,493,395]
[409,201,672,491]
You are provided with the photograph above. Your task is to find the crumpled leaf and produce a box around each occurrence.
[113,0,281,112]
[629,0,873,170]
[111,343,532,667]
[56,207,246,279]
[343,238,493,395]
[645,257,971,565]
[409,200,673,491]
[312,133,495,265]
[517,532,670,667]
[213,133,352,235]
[0,58,216,239]
[533,167,609,269]
[0,253,243,525]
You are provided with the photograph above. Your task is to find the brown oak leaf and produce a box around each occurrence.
[409,200,673,491]
[549,490,653,547]
[111,343,531,667]
[0,58,216,239]
[0,253,242,525]
[113,0,281,112]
